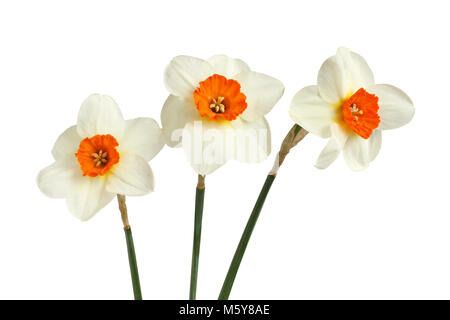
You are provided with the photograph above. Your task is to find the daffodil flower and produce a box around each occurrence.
[37,94,164,299]
[161,55,284,300]
[38,93,164,221]
[289,47,415,171]
[219,48,415,300]
[161,54,285,175]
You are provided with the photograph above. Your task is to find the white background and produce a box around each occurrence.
[0,0,448,300]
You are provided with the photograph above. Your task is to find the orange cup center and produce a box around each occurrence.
[342,88,380,139]
[75,134,120,177]
[193,74,247,121]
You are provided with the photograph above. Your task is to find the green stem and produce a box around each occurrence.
[117,195,142,300]
[124,227,142,300]
[219,174,276,300]
[218,124,308,300]
[189,175,205,300]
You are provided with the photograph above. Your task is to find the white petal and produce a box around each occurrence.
[51,125,82,162]
[369,129,382,161]
[230,117,271,163]
[119,118,164,161]
[343,133,370,171]
[37,162,80,198]
[330,121,350,148]
[367,84,415,130]
[315,139,342,169]
[77,94,125,139]
[66,175,114,221]
[234,71,284,122]
[181,120,231,175]
[161,95,201,147]
[208,55,251,78]
[106,153,154,196]
[318,47,375,104]
[164,55,214,99]
[289,85,336,138]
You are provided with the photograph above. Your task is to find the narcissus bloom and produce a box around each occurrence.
[290,47,414,171]
[38,94,164,221]
[161,55,284,175]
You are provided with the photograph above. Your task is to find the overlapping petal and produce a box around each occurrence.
[367,84,415,130]
[51,125,82,162]
[161,95,201,147]
[342,133,371,171]
[318,47,374,104]
[164,55,214,99]
[330,122,350,148]
[106,153,154,196]
[235,71,284,122]
[289,85,336,138]
[181,120,231,175]
[368,129,382,161]
[37,162,80,198]
[315,122,350,169]
[315,139,341,169]
[66,174,114,221]
[119,118,164,161]
[230,117,271,163]
[340,129,382,171]
[77,94,125,139]
[208,55,250,78]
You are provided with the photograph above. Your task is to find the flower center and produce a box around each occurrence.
[92,150,108,167]
[342,88,380,139]
[193,74,247,121]
[75,134,120,177]
[210,96,226,113]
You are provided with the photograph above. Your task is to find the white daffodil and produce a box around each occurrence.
[161,55,284,175]
[289,47,415,171]
[37,94,164,221]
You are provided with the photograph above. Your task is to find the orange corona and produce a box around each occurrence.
[75,134,120,177]
[194,74,247,121]
[342,88,380,139]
